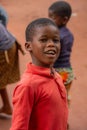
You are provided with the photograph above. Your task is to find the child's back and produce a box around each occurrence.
[48,1,74,108]
[54,26,74,68]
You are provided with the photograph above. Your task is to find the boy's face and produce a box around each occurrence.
[25,25,60,68]
[48,10,65,27]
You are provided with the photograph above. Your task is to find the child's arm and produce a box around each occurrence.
[10,84,34,130]
[15,40,25,55]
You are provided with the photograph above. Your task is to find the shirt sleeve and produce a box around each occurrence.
[10,83,34,130]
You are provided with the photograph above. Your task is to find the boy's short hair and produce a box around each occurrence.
[49,1,72,19]
[25,18,57,42]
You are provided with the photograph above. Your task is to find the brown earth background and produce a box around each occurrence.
[0,0,87,130]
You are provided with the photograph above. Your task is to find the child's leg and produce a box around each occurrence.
[65,82,72,130]
[0,88,12,115]
[65,82,72,107]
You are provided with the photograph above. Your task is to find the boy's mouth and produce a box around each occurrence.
[45,50,56,55]
[44,50,57,57]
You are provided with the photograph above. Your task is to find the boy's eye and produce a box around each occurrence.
[49,15,56,20]
[52,16,56,20]
[40,39,47,42]
[53,39,60,43]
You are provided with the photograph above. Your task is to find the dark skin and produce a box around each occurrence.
[0,88,12,115]
[25,25,61,69]
[48,10,69,27]
[48,9,73,108]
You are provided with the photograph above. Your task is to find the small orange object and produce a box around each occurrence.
[59,72,68,83]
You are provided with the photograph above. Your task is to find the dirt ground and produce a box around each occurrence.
[0,0,87,130]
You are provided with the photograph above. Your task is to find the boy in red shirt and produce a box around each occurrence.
[10,18,68,130]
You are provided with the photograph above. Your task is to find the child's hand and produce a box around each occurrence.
[15,40,26,55]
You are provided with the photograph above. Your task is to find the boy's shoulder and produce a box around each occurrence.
[13,72,35,98]
[60,26,74,39]
[60,26,72,34]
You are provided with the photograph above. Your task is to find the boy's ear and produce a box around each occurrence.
[25,42,32,52]
[63,16,69,25]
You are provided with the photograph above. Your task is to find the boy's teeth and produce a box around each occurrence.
[49,50,55,53]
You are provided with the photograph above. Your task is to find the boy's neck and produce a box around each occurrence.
[50,67,54,75]
[58,24,66,29]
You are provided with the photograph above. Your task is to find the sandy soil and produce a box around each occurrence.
[0,0,87,130]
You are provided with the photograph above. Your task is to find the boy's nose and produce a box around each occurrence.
[47,40,55,47]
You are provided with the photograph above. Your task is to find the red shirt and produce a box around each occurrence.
[10,63,68,130]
